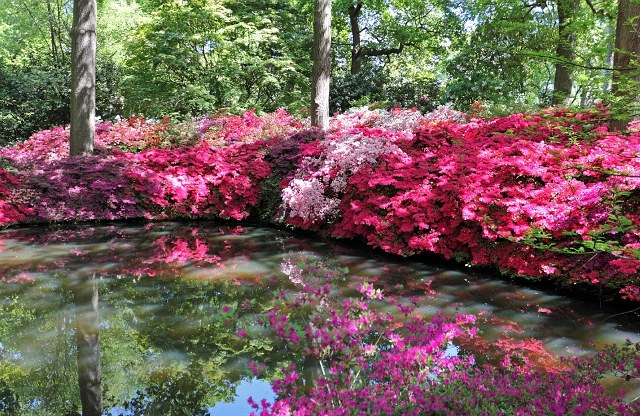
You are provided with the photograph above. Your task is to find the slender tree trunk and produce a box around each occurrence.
[46,0,59,64]
[552,0,579,105]
[311,0,332,129]
[611,0,640,131]
[603,23,614,93]
[349,3,363,75]
[70,0,97,156]
[73,274,102,416]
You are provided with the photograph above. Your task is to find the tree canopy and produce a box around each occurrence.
[1,0,639,142]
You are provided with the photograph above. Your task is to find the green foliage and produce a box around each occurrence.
[0,60,69,145]
[123,0,309,118]
[0,0,629,135]
[330,66,440,112]
[0,56,124,144]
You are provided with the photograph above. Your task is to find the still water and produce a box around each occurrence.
[0,221,638,415]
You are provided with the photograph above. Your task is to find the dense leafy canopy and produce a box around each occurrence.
[2,0,637,139]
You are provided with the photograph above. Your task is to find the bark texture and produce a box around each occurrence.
[611,0,640,130]
[552,0,579,105]
[311,0,332,129]
[70,0,97,156]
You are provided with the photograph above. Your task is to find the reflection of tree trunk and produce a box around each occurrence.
[302,355,321,393]
[73,274,102,416]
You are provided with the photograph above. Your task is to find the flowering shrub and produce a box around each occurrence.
[97,116,200,152]
[421,103,469,124]
[120,142,271,220]
[0,106,638,301]
[0,167,33,224]
[326,105,467,133]
[278,106,640,300]
[280,128,410,227]
[17,156,141,222]
[372,107,426,133]
[0,112,277,223]
[197,109,302,147]
[245,269,640,415]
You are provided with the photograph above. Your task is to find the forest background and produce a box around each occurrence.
[0,0,634,145]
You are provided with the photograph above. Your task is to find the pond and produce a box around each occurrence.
[0,221,638,415]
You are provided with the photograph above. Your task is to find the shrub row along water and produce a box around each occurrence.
[1,106,638,302]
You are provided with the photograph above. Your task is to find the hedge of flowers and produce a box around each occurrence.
[278,106,640,303]
[0,105,638,302]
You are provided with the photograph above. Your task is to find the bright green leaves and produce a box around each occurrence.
[123,0,309,117]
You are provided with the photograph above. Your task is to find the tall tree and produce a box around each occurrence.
[311,0,332,129]
[124,0,308,116]
[611,0,640,130]
[70,0,97,156]
[553,0,580,104]
[340,0,449,75]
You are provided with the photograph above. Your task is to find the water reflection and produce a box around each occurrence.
[69,273,102,416]
[0,221,638,413]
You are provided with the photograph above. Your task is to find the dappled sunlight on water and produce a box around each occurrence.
[0,221,638,414]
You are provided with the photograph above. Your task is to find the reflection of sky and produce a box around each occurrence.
[209,378,275,416]
[106,378,275,416]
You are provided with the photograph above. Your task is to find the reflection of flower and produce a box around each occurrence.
[252,277,639,415]
[2,272,35,283]
[280,257,304,286]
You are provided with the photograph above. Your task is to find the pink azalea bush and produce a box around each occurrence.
[278,106,640,302]
[0,106,638,300]
[280,128,410,227]
[197,108,302,147]
[0,111,279,223]
[118,142,271,220]
[0,167,33,224]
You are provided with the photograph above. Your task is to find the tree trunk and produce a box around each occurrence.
[311,0,332,129]
[70,0,97,156]
[603,23,615,93]
[611,0,640,131]
[349,3,363,75]
[73,274,102,416]
[552,0,579,105]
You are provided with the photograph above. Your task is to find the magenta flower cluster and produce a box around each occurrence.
[279,106,640,302]
[0,106,639,301]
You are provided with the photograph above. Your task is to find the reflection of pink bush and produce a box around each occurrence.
[248,277,640,415]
